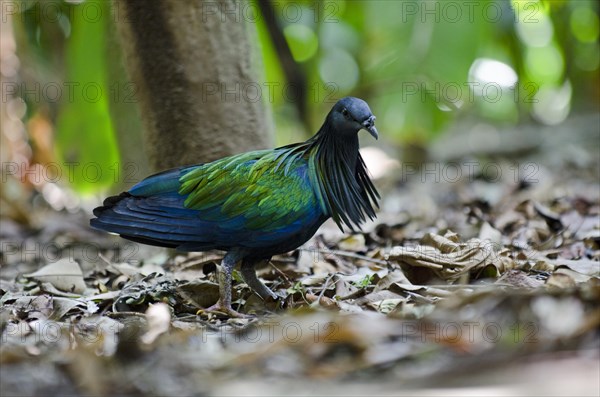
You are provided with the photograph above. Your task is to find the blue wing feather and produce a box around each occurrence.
[91,149,327,254]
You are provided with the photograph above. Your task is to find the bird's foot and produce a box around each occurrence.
[197,302,252,319]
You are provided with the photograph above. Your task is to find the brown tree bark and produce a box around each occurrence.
[113,0,273,171]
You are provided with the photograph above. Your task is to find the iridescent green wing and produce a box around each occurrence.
[178,149,319,232]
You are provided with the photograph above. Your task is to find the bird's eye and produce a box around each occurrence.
[342,108,349,118]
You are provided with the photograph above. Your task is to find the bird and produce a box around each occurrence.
[91,97,380,317]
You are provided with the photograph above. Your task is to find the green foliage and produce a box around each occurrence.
[54,1,119,193]
[8,0,599,195]
[262,0,598,141]
[352,273,374,289]
[11,0,120,194]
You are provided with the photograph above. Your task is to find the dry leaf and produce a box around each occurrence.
[337,234,367,252]
[546,273,577,289]
[496,270,544,288]
[141,303,171,344]
[24,259,86,294]
[388,232,497,280]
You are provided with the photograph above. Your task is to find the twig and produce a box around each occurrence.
[316,273,337,304]
[299,248,389,266]
[268,261,292,283]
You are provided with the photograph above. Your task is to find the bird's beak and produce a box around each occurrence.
[362,116,378,140]
[366,125,378,140]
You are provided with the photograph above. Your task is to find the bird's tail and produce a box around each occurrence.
[90,167,214,250]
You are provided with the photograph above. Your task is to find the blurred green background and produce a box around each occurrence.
[1,0,598,210]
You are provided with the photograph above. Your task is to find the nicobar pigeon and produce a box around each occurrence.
[91,97,380,317]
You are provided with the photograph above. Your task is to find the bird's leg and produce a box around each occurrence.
[203,251,248,318]
[241,259,278,301]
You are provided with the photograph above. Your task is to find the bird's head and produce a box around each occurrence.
[328,97,378,140]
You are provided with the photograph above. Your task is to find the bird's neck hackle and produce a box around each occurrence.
[313,117,360,171]
[306,114,379,232]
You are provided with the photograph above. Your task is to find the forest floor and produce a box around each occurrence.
[1,115,599,396]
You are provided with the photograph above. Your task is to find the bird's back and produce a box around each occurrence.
[90,148,327,256]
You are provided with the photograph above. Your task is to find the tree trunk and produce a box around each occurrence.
[113,0,273,171]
